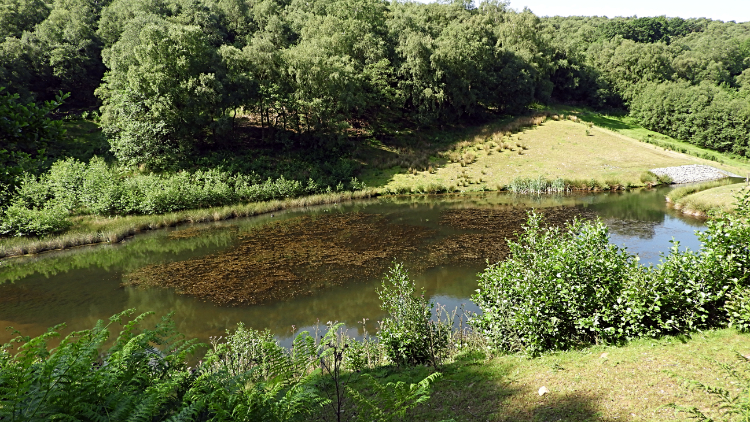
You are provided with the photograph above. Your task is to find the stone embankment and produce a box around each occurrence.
[650,164,741,184]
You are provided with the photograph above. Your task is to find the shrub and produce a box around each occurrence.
[640,171,658,185]
[377,264,450,367]
[0,202,71,237]
[472,213,637,354]
[79,156,124,215]
[472,189,750,355]
[46,158,87,213]
[726,287,750,332]
[12,173,53,209]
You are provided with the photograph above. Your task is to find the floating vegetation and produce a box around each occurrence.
[124,206,594,306]
[429,206,596,265]
[125,213,435,305]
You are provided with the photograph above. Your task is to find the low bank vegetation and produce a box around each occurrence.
[666,179,737,203]
[0,189,376,258]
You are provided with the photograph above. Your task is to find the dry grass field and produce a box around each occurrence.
[361,117,749,194]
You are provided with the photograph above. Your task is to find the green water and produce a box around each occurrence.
[0,189,705,345]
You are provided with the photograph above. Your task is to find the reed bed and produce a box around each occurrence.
[506,176,632,194]
[0,189,377,258]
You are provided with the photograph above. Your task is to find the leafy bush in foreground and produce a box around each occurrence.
[472,188,750,355]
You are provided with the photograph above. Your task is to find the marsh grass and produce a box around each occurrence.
[0,190,377,258]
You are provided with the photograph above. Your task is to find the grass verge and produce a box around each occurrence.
[672,183,750,216]
[357,328,749,421]
[666,178,738,203]
[0,189,377,259]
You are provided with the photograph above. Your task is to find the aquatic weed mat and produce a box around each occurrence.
[428,205,597,265]
[124,212,435,305]
[125,206,594,306]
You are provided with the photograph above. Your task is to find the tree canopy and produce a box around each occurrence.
[1,0,749,167]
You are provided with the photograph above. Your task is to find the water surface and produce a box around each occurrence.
[0,188,706,345]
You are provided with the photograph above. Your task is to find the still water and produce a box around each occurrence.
[0,188,705,346]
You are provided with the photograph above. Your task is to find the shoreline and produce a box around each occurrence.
[0,189,378,260]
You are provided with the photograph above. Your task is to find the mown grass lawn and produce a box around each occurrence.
[354,329,749,421]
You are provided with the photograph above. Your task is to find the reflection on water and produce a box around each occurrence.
[0,188,707,346]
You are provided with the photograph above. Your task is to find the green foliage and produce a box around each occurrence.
[0,311,328,422]
[597,16,707,44]
[631,81,750,157]
[726,287,750,333]
[0,310,203,421]
[669,353,750,421]
[377,264,451,367]
[472,193,750,355]
[0,310,448,421]
[639,171,671,186]
[0,89,67,203]
[472,213,639,354]
[98,18,223,167]
[3,0,749,167]
[0,0,50,39]
[0,201,71,237]
[3,157,359,226]
[346,372,441,422]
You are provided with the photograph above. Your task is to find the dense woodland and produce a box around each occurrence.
[1,0,750,231]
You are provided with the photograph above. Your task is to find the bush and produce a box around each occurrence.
[726,287,750,332]
[4,158,341,225]
[0,201,71,237]
[79,156,124,215]
[471,213,638,354]
[640,171,658,184]
[377,264,450,367]
[46,158,86,212]
[472,192,750,355]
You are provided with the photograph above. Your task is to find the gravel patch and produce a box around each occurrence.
[650,165,741,184]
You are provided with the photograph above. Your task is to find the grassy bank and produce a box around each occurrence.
[670,182,750,216]
[577,110,750,176]
[360,112,749,194]
[0,189,377,258]
[364,328,748,421]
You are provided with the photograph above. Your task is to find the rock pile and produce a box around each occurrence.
[650,164,740,184]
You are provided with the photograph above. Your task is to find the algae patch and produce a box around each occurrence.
[125,213,434,305]
[125,206,593,306]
